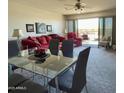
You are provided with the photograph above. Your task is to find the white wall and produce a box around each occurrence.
[8,1,65,40]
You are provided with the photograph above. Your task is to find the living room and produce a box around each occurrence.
[8,0,116,93]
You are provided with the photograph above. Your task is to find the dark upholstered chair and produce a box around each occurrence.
[61,40,74,58]
[8,73,48,93]
[48,47,91,93]
[49,39,59,55]
[8,40,19,71]
[8,40,19,58]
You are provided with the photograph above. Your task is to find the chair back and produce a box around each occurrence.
[8,40,19,58]
[69,47,91,93]
[62,40,73,58]
[49,39,59,55]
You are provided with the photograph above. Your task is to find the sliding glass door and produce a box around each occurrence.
[98,18,104,41]
[98,17,113,46]
[67,20,74,32]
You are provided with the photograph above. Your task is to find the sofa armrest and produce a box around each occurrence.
[75,37,82,41]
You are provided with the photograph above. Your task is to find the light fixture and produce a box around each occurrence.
[12,29,23,56]
[64,0,86,13]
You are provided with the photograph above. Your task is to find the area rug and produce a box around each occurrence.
[15,46,116,93]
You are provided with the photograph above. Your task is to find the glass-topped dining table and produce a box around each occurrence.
[8,49,77,92]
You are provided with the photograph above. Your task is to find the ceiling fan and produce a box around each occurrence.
[64,0,87,11]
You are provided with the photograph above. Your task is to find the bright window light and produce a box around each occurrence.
[78,18,99,29]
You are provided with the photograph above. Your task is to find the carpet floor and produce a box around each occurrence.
[15,45,116,93]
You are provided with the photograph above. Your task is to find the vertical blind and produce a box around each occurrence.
[66,19,78,33]
[98,17,114,45]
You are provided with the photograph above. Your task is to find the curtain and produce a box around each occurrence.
[66,19,78,35]
[98,17,114,46]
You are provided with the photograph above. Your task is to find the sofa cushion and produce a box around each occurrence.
[28,36,40,45]
[49,34,58,39]
[37,36,48,44]
[41,44,49,49]
[59,36,65,42]
[67,32,76,39]
[28,36,37,41]
[45,36,52,43]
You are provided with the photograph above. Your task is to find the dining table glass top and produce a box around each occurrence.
[8,50,77,79]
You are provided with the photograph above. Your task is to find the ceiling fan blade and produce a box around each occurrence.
[64,6,75,10]
[64,4,75,6]
[81,6,92,9]
[81,3,87,6]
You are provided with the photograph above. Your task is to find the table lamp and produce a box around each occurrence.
[12,29,23,56]
[64,28,67,34]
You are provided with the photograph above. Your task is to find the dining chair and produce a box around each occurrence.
[48,47,91,93]
[9,73,48,93]
[49,39,59,55]
[61,40,74,58]
[8,40,19,71]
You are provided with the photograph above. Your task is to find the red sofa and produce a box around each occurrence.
[48,34,65,42]
[21,34,65,53]
[67,32,82,46]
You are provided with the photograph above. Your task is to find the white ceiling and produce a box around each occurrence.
[10,0,116,15]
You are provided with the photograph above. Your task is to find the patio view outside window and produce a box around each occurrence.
[78,18,99,44]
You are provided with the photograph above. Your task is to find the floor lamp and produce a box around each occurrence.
[12,29,23,56]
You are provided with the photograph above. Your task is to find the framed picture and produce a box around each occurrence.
[47,25,52,32]
[35,23,47,34]
[26,24,34,32]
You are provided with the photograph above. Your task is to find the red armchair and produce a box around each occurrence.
[67,32,82,46]
[82,34,89,40]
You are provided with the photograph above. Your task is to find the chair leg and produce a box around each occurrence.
[85,85,88,93]
[98,45,99,48]
[61,91,65,93]
[56,88,61,93]
[21,68,23,73]
[48,86,51,93]
[72,65,75,71]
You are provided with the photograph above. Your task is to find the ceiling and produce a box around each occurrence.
[10,0,116,15]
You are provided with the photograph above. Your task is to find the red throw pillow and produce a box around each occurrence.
[46,36,52,43]
[37,36,48,44]
[28,36,41,45]
[28,36,37,41]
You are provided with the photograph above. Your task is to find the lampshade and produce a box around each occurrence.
[64,28,67,33]
[12,29,23,37]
